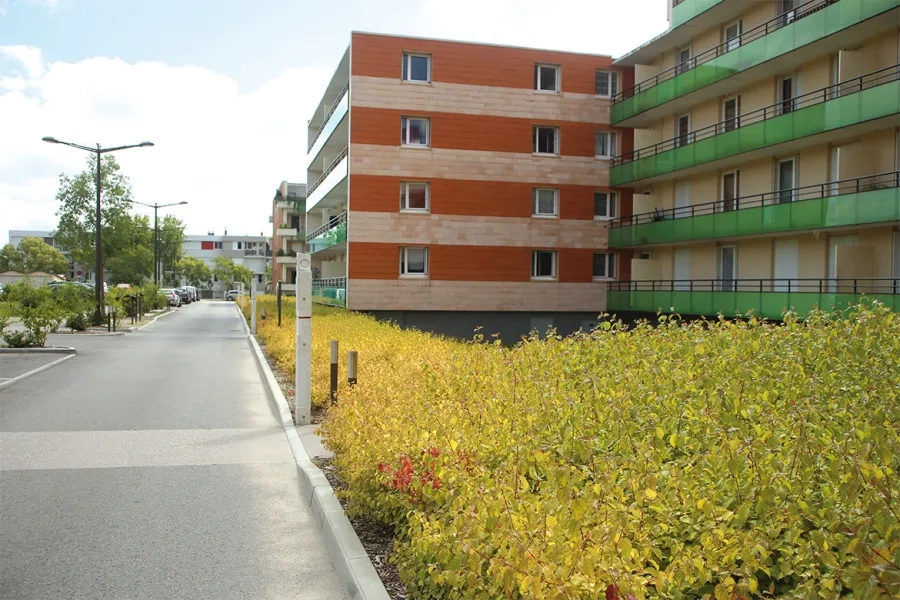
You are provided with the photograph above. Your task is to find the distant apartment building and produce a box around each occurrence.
[271,182,307,294]
[181,233,270,296]
[606,0,900,320]
[8,229,83,280]
[305,32,634,338]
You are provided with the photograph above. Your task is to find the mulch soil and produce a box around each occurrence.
[257,341,411,599]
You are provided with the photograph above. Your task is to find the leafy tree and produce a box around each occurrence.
[0,239,69,275]
[53,154,134,275]
[106,214,154,285]
[212,257,253,289]
[158,215,185,278]
[177,256,213,288]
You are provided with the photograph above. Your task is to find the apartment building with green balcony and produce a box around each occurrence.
[271,181,307,294]
[607,0,900,320]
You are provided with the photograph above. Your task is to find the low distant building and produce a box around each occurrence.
[181,233,271,297]
[271,182,307,295]
[0,271,65,287]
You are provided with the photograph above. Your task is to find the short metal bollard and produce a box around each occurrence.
[348,351,358,387]
[329,340,339,402]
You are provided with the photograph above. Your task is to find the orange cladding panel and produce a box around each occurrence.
[350,175,612,220]
[350,32,620,95]
[350,106,617,157]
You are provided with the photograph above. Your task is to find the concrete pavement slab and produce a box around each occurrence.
[0,353,62,379]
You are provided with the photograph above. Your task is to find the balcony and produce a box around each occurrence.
[277,226,298,237]
[611,64,900,186]
[610,170,900,248]
[307,147,349,211]
[607,278,900,319]
[307,83,349,171]
[307,211,347,255]
[611,0,900,126]
[276,254,297,264]
[312,276,347,307]
[671,0,727,28]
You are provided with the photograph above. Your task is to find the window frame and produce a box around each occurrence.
[533,125,560,155]
[722,95,741,132]
[213,241,223,250]
[400,181,430,213]
[595,70,619,98]
[534,63,560,93]
[401,52,431,83]
[532,188,559,218]
[401,116,431,148]
[593,191,618,220]
[531,250,558,280]
[594,131,618,160]
[399,246,429,278]
[592,252,617,281]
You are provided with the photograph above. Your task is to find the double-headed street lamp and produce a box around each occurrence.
[42,136,154,325]
[127,200,188,284]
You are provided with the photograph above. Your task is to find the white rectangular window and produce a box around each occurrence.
[595,70,619,97]
[776,158,797,204]
[531,250,557,279]
[722,96,740,132]
[401,116,430,147]
[718,245,737,291]
[676,47,692,75]
[593,191,617,219]
[400,247,428,277]
[593,253,616,280]
[400,181,430,212]
[532,188,559,217]
[533,126,559,155]
[724,20,742,52]
[401,53,431,83]
[595,131,618,159]
[534,64,560,92]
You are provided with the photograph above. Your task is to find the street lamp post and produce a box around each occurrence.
[42,136,154,325]
[127,200,188,284]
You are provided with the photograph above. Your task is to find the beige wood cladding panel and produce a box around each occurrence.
[346,279,608,312]
[350,144,608,186]
[347,211,609,248]
[350,76,609,123]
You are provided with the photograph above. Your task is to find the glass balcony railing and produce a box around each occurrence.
[607,278,900,319]
[610,0,900,124]
[307,147,349,211]
[670,0,726,28]
[307,82,349,152]
[610,170,900,247]
[307,211,347,254]
[312,276,347,307]
[610,64,900,186]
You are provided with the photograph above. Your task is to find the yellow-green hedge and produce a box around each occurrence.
[247,297,900,599]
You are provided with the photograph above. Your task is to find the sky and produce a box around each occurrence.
[0,0,669,245]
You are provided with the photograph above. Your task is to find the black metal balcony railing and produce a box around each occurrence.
[672,0,687,6]
[613,0,839,103]
[611,170,900,227]
[612,64,900,167]
[307,147,349,197]
[307,82,349,152]
[306,210,347,243]
[609,278,900,294]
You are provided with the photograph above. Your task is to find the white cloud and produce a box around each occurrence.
[0,45,332,245]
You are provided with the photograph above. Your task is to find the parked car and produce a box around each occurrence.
[159,288,181,307]
[224,290,241,301]
[173,288,191,304]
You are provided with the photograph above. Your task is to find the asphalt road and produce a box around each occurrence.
[0,301,346,600]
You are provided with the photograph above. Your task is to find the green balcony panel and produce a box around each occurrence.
[607,289,900,319]
[609,186,900,247]
[312,288,346,307]
[308,221,347,254]
[611,79,900,186]
[611,0,900,124]
[671,0,726,28]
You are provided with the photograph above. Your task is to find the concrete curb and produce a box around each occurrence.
[0,346,76,354]
[137,309,176,331]
[235,303,391,600]
[53,331,125,337]
[0,352,76,390]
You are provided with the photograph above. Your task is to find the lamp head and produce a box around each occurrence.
[139,141,154,147]
[42,136,59,144]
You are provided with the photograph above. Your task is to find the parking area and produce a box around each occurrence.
[0,353,67,383]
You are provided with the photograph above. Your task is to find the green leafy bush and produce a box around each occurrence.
[318,303,900,599]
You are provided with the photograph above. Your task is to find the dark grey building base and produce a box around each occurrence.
[365,311,616,344]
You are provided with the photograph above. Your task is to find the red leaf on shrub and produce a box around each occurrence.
[605,584,619,600]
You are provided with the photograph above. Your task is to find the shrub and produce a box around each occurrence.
[66,311,88,332]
